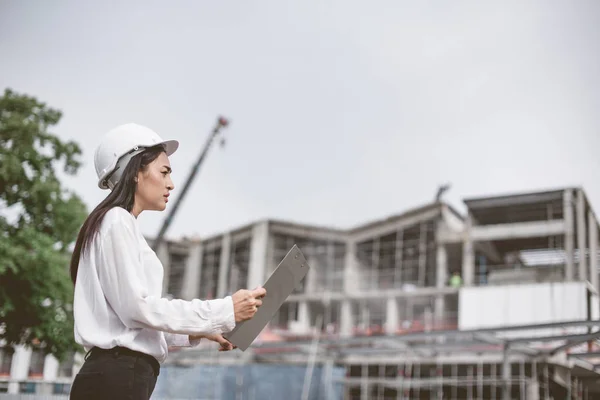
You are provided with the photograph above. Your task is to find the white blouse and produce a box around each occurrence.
[73,207,235,363]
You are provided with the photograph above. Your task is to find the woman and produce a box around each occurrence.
[69,123,266,400]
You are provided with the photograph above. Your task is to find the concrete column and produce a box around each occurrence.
[527,379,540,400]
[385,297,398,335]
[564,189,575,280]
[343,240,360,293]
[181,242,202,300]
[340,300,354,338]
[35,354,59,394]
[418,222,427,286]
[156,241,171,295]
[577,190,588,282]
[436,244,448,288]
[298,301,311,331]
[502,345,511,400]
[462,214,475,286]
[360,364,369,400]
[589,211,599,293]
[321,358,335,400]
[371,237,380,288]
[43,354,58,381]
[395,229,404,286]
[73,352,84,375]
[247,221,269,290]
[217,233,231,297]
[435,244,448,321]
[8,345,30,394]
[37,382,54,395]
[264,228,275,275]
[326,241,337,289]
[305,254,320,294]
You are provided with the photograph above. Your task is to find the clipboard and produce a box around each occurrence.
[224,245,310,351]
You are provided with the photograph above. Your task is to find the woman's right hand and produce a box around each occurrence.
[232,287,267,322]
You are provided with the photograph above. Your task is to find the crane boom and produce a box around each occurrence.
[152,116,230,250]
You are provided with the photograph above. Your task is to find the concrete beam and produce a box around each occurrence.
[341,352,528,366]
[470,220,565,241]
[437,228,463,244]
[200,236,223,251]
[465,190,564,209]
[287,286,459,302]
[351,207,441,243]
[269,223,347,242]
[474,241,502,264]
[438,216,502,261]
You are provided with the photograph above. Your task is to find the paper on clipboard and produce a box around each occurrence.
[224,245,310,351]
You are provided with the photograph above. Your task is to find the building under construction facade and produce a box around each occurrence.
[2,187,600,399]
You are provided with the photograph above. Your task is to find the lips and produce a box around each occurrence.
[164,194,170,203]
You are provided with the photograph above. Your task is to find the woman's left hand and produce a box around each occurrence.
[190,334,237,351]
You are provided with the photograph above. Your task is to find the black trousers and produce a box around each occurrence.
[70,347,159,400]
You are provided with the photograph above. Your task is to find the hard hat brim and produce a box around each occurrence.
[162,139,179,156]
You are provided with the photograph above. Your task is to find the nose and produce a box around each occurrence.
[167,176,174,191]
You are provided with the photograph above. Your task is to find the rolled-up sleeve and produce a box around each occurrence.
[97,220,236,336]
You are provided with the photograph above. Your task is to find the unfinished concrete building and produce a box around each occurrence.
[2,187,600,399]
[159,187,600,399]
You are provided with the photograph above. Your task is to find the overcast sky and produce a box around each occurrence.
[1,1,599,240]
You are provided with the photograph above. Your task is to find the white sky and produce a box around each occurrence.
[1,1,599,240]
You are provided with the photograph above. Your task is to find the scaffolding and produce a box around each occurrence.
[272,233,346,294]
[199,241,221,299]
[166,319,600,399]
[355,220,437,290]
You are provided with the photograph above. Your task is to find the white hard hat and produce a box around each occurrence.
[94,123,179,190]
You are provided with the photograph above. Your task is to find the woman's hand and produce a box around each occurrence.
[232,287,267,322]
[190,334,236,351]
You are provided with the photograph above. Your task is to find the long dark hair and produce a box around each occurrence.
[70,145,166,285]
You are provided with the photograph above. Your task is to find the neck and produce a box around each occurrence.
[132,201,143,218]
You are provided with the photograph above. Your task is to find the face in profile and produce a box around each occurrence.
[135,152,174,212]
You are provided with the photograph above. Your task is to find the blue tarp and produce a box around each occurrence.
[152,364,345,400]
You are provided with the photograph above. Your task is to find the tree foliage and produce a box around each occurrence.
[0,88,88,361]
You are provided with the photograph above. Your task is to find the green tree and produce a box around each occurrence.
[0,88,87,361]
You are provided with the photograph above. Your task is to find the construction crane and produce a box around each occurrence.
[435,183,451,202]
[152,116,230,251]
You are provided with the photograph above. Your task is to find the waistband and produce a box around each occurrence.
[86,346,160,377]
